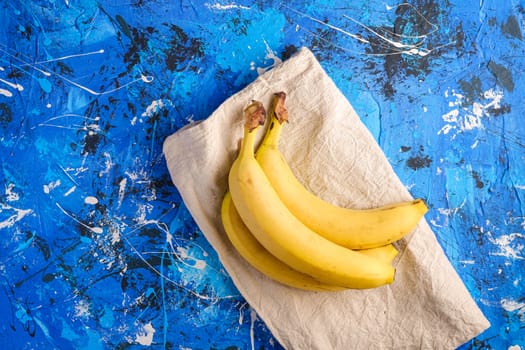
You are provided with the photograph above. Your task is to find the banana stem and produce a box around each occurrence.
[262,92,288,148]
[240,101,266,158]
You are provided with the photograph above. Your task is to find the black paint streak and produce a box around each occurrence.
[454,22,465,52]
[406,146,432,170]
[459,75,511,116]
[487,103,511,116]
[139,227,162,238]
[19,25,32,40]
[406,155,432,170]
[310,20,342,61]
[82,133,102,155]
[79,100,108,155]
[501,15,522,40]
[153,173,178,199]
[56,61,74,76]
[488,60,515,92]
[34,236,51,260]
[120,275,129,292]
[116,15,154,70]
[7,68,23,80]
[42,273,55,283]
[470,170,484,189]
[469,226,485,255]
[0,102,12,128]
[488,17,498,27]
[115,14,133,40]
[165,24,204,72]
[458,76,483,105]
[228,16,251,36]
[281,45,298,60]
[467,337,494,350]
[400,145,412,153]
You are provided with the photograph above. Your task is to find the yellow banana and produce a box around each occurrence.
[358,244,398,263]
[255,92,428,250]
[228,101,394,289]
[221,192,397,291]
[221,192,346,292]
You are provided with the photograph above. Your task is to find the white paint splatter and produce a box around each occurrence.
[56,202,103,234]
[60,72,153,96]
[238,302,247,324]
[459,259,475,264]
[0,88,12,97]
[84,196,98,205]
[501,298,525,318]
[342,13,436,57]
[98,152,114,177]
[5,183,20,202]
[124,168,156,202]
[134,203,153,224]
[509,345,522,350]
[62,166,89,178]
[85,123,101,133]
[288,3,451,57]
[74,299,91,319]
[249,307,257,350]
[0,77,24,91]
[28,49,105,65]
[176,246,207,270]
[185,114,196,124]
[438,88,504,138]
[429,219,442,228]
[109,223,121,244]
[487,232,524,260]
[256,41,283,75]
[141,99,173,118]
[135,322,155,346]
[3,44,151,96]
[142,186,157,202]
[0,63,23,96]
[437,201,464,216]
[0,203,33,230]
[43,180,61,194]
[118,178,127,207]
[205,2,251,10]
[64,186,77,197]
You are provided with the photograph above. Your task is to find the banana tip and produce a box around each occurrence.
[272,91,289,124]
[413,198,429,215]
[244,100,266,131]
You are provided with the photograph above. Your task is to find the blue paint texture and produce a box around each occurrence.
[1,0,524,349]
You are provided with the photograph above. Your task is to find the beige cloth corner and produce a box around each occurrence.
[162,47,490,349]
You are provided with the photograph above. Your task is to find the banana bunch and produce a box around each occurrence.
[221,93,428,291]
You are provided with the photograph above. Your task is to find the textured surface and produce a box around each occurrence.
[0,1,524,349]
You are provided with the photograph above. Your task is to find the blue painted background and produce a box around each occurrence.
[1,0,524,349]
